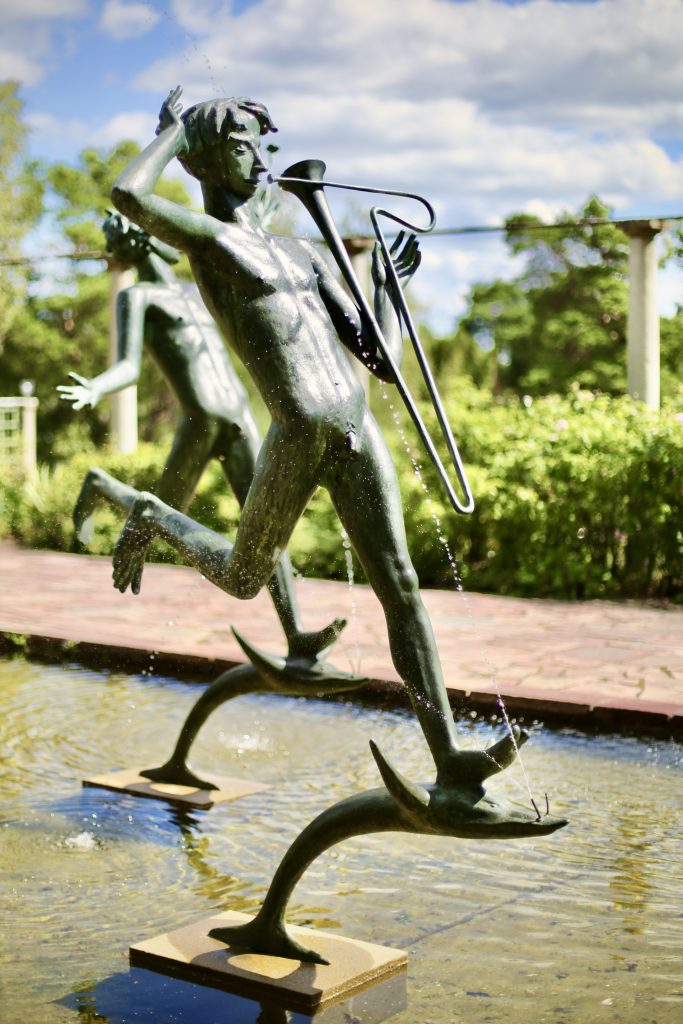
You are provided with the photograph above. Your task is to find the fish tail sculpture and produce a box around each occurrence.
[209,728,568,963]
[141,627,368,790]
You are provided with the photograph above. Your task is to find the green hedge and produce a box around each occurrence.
[1,384,681,600]
[400,383,683,599]
[0,443,353,579]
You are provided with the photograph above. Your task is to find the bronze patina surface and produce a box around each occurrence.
[101,87,567,962]
[59,212,342,659]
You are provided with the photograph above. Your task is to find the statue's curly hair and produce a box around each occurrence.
[179,97,277,181]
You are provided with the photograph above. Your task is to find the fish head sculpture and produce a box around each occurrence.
[370,733,568,840]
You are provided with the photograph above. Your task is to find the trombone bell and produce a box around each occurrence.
[278,158,326,191]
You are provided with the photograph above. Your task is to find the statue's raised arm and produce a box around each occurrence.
[112,87,217,253]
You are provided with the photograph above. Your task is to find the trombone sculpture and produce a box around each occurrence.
[277,160,475,515]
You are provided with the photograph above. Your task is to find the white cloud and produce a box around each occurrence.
[128,0,683,224]
[88,110,157,148]
[26,108,156,162]
[139,0,683,135]
[16,0,678,329]
[0,0,86,86]
[26,109,156,155]
[121,0,683,327]
[26,111,89,148]
[100,1,160,41]
[0,0,85,21]
[0,48,45,85]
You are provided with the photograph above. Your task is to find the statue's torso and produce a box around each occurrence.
[189,228,366,432]
[139,284,249,421]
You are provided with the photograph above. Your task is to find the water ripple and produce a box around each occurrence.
[1,657,681,1024]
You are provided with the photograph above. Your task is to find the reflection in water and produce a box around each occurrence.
[609,809,656,936]
[58,967,406,1023]
[170,805,257,906]
[2,658,682,1024]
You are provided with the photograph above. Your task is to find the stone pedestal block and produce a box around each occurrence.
[82,768,267,809]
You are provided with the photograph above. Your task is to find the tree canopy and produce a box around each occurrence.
[0,125,194,460]
[451,197,632,395]
[0,82,43,348]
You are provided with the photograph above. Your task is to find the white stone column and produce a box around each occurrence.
[109,263,137,453]
[20,397,38,480]
[625,220,664,409]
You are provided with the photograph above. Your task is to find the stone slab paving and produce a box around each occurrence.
[1,541,681,733]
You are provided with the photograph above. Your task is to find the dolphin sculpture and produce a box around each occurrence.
[141,625,369,790]
[208,727,568,964]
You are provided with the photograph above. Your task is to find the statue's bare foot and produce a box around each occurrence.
[73,469,104,543]
[140,761,217,791]
[288,617,347,659]
[112,492,155,594]
[209,918,329,966]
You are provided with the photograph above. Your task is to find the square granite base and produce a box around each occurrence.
[82,767,267,809]
[129,910,408,1013]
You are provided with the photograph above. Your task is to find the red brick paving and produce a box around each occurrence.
[1,540,681,733]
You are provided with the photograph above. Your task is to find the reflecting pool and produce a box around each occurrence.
[2,657,681,1023]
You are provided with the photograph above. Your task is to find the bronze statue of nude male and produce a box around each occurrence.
[58,210,343,662]
[109,88,566,962]
[110,86,463,782]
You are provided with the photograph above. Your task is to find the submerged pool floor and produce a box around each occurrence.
[2,658,682,1023]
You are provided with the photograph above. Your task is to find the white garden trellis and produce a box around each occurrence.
[0,395,38,480]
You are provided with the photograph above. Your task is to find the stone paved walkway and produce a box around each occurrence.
[1,541,681,734]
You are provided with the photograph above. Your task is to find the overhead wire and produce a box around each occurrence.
[2,213,682,267]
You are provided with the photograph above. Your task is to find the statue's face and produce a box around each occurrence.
[218,113,267,198]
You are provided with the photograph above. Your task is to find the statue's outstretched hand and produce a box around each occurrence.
[156,86,185,137]
[372,232,422,295]
[57,372,100,410]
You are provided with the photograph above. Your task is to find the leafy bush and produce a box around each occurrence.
[400,382,683,599]
[1,384,681,600]
[0,443,239,557]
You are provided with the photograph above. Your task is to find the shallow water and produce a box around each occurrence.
[1,657,681,1023]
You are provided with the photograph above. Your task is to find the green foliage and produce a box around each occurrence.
[3,385,681,600]
[659,309,683,402]
[0,444,238,557]
[0,82,43,347]
[0,442,348,580]
[405,380,683,599]
[446,197,633,397]
[0,137,197,459]
[0,278,110,460]
[46,139,193,257]
[412,199,683,406]
[0,272,177,461]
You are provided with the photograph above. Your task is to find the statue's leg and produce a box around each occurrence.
[217,420,345,657]
[155,415,219,511]
[325,416,459,777]
[73,468,140,542]
[113,422,321,598]
[73,417,217,543]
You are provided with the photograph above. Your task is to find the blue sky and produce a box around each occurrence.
[2,0,683,328]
